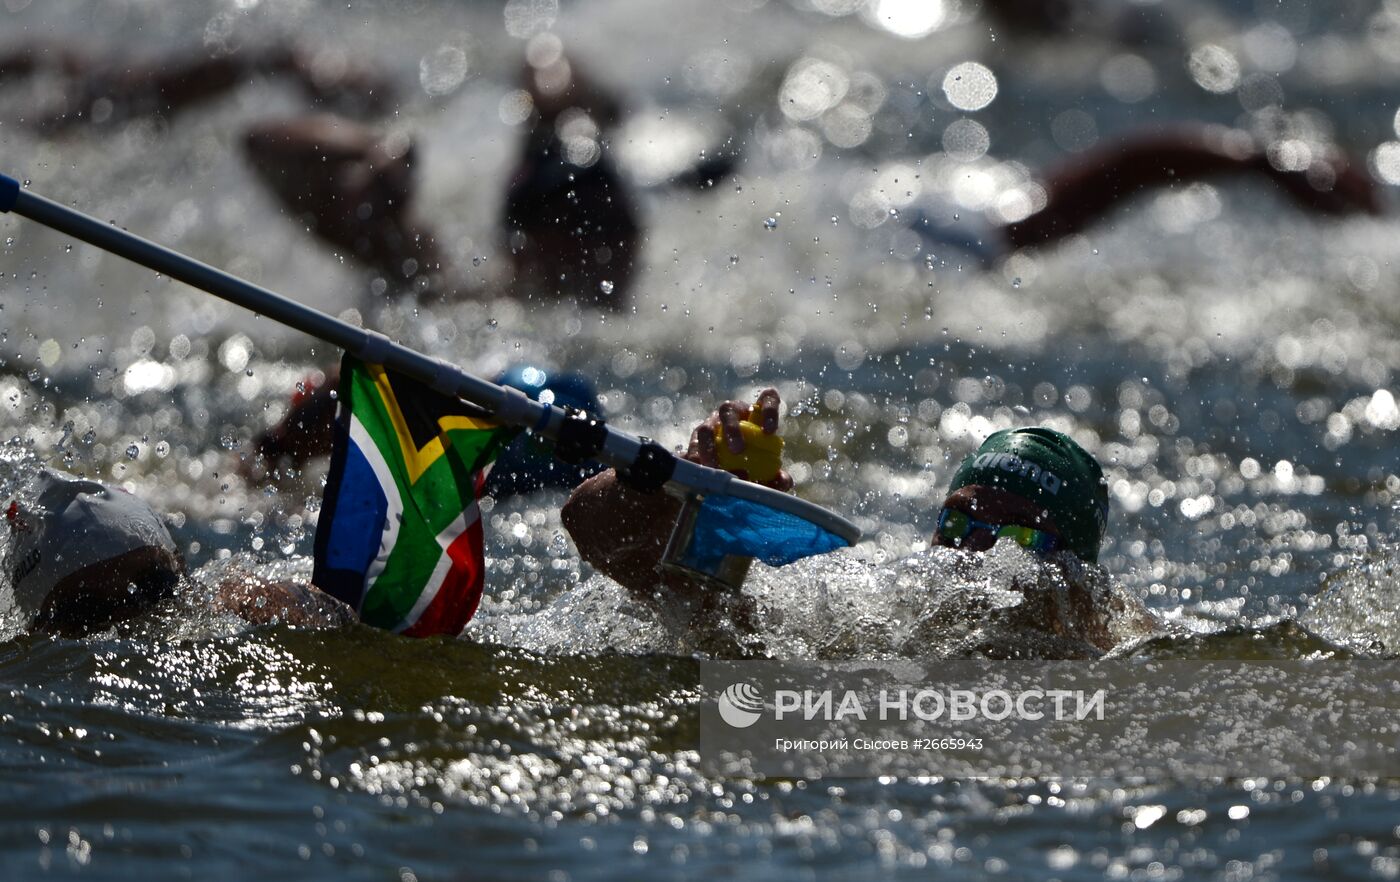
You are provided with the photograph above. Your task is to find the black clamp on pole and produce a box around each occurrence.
[618,438,676,493]
[553,409,609,464]
[0,174,18,213]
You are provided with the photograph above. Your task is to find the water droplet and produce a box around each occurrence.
[125,444,140,460]
[729,255,740,266]
[64,245,72,253]
[155,441,170,457]
[81,430,96,445]
[599,280,615,295]
[831,216,840,225]
[763,216,778,230]
[888,208,900,220]
[1012,277,1022,288]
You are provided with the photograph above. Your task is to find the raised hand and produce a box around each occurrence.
[686,387,793,491]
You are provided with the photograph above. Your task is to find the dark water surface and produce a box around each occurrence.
[3,0,1400,878]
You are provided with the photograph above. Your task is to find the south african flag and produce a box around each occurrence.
[312,355,517,636]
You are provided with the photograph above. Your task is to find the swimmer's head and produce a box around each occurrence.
[496,364,601,416]
[4,469,181,635]
[936,427,1108,564]
[487,365,605,497]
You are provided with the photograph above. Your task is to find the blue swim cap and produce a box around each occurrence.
[494,364,601,414]
[487,365,605,497]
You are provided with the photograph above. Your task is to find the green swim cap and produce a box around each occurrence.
[947,427,1109,563]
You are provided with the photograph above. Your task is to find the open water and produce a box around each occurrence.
[2,0,1400,878]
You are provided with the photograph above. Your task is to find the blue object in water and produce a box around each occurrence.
[486,365,606,497]
[686,493,850,569]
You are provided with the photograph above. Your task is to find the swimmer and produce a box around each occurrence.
[5,368,602,635]
[562,392,1137,655]
[241,115,445,293]
[242,363,605,496]
[4,468,185,635]
[241,47,641,308]
[241,44,734,309]
[2,467,351,635]
[501,46,638,308]
[485,365,608,497]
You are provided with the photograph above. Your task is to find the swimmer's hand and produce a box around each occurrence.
[562,389,790,598]
[687,388,794,491]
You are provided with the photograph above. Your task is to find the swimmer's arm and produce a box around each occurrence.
[561,390,792,597]
[561,469,687,596]
[212,573,356,628]
[1005,124,1379,250]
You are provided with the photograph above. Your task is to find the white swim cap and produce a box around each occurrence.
[5,468,178,618]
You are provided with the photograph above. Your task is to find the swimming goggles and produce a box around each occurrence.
[935,508,1059,555]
